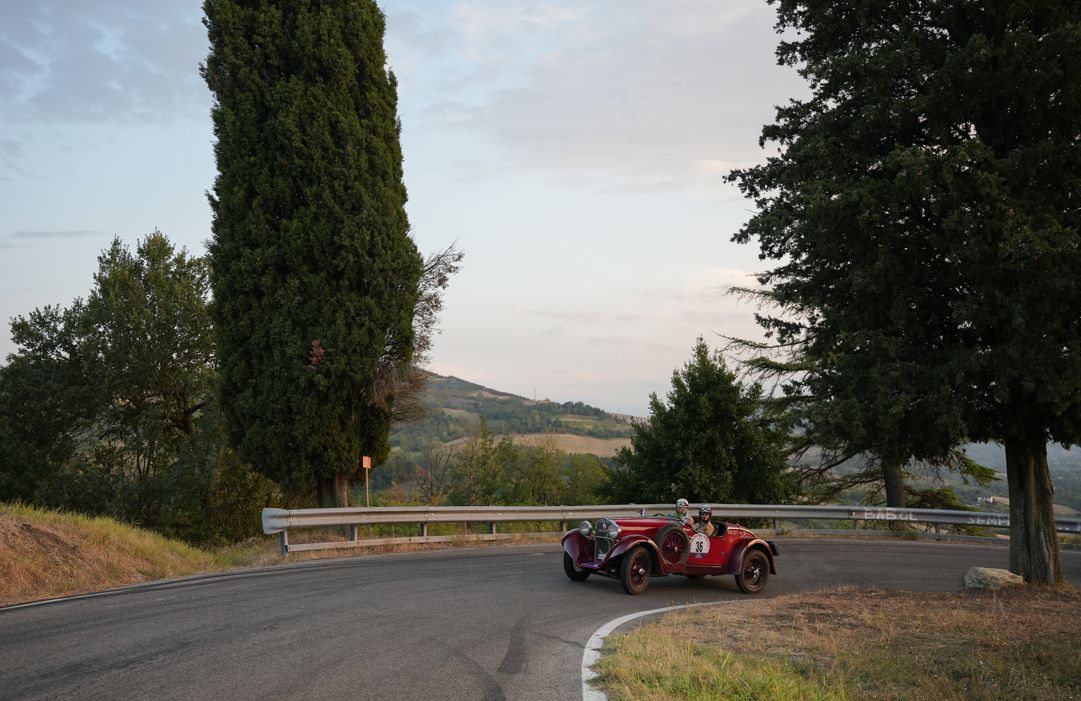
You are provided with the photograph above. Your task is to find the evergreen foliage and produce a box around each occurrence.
[202,0,422,505]
[608,339,794,505]
[729,0,1081,583]
[0,233,278,545]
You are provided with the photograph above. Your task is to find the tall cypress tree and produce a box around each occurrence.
[202,0,422,507]
[730,0,1081,584]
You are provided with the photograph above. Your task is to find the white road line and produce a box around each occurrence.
[581,599,737,701]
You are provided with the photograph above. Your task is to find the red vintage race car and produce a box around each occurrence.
[561,515,778,595]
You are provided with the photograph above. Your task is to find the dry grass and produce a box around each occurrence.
[513,433,631,457]
[0,502,229,606]
[444,432,631,456]
[0,502,562,607]
[595,587,1081,701]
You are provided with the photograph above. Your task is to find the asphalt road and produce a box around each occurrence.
[4,538,1080,701]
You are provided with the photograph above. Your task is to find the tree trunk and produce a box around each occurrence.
[1004,437,1063,585]
[882,459,908,531]
[882,460,906,508]
[318,474,350,509]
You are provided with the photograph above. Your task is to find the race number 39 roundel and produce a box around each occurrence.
[690,533,710,557]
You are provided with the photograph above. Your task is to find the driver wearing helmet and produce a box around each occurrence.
[673,498,694,526]
[694,505,717,537]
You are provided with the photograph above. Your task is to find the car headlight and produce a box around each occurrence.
[595,518,621,540]
[578,520,592,537]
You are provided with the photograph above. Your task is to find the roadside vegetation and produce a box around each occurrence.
[594,587,1081,701]
[0,502,563,606]
[0,501,244,606]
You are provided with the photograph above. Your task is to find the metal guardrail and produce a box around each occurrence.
[262,503,1081,556]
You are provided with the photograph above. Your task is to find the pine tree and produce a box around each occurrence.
[202,0,422,507]
[729,0,1081,584]
[609,339,794,506]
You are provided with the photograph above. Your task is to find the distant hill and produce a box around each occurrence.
[962,442,1081,470]
[389,373,642,456]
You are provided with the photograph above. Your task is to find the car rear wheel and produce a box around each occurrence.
[735,549,770,594]
[655,525,690,566]
[564,552,591,581]
[620,546,652,595]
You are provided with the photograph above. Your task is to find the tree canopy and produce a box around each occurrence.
[729,0,1081,583]
[609,339,794,506]
[202,0,423,506]
[0,233,276,544]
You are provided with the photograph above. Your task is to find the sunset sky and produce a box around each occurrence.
[0,0,808,415]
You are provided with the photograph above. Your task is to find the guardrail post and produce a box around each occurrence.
[279,531,289,557]
[420,523,427,537]
[854,519,861,531]
[935,523,941,535]
[349,525,357,541]
[773,518,778,530]
[559,520,566,533]
[489,522,496,535]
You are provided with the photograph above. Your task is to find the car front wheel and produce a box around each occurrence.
[620,546,652,595]
[735,549,770,594]
[564,552,591,581]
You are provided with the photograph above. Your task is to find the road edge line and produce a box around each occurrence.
[581,599,737,701]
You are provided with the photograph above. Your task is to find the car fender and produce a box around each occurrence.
[725,538,777,575]
[607,534,661,571]
[562,529,593,564]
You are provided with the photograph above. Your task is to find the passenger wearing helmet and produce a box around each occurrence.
[694,505,716,537]
[673,498,694,526]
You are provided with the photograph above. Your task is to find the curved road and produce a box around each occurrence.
[3,539,1080,700]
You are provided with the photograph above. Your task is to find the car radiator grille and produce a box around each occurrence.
[594,536,613,561]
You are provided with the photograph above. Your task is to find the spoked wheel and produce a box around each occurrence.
[620,546,652,595]
[655,525,690,566]
[563,552,591,581]
[735,549,770,594]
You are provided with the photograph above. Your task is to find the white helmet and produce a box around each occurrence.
[676,498,689,515]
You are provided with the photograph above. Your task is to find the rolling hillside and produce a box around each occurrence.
[391,373,640,448]
[375,373,641,490]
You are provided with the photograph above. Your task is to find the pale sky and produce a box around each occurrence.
[0,0,807,416]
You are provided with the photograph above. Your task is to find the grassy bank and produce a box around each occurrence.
[1,502,259,606]
[0,502,561,606]
[593,586,1081,701]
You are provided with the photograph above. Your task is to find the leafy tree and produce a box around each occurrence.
[0,306,99,506]
[448,417,517,506]
[416,441,454,505]
[506,435,565,506]
[609,339,794,505]
[727,323,998,522]
[385,246,464,428]
[202,0,423,507]
[729,0,1081,583]
[563,454,612,506]
[0,233,277,544]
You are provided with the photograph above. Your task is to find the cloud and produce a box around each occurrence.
[0,0,210,124]
[388,0,806,192]
[9,230,109,238]
[0,138,28,179]
[510,304,662,324]
[0,229,111,249]
[637,267,766,302]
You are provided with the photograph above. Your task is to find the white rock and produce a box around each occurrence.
[963,566,1024,591]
